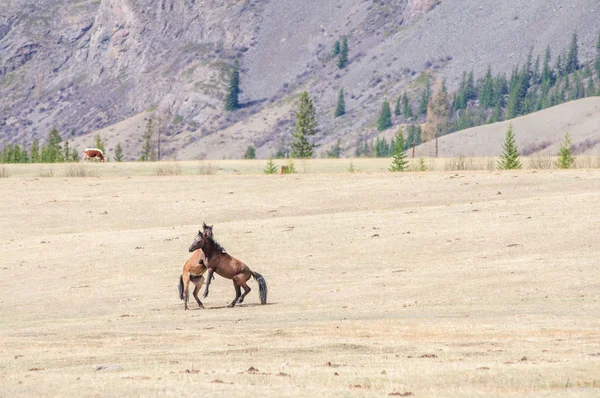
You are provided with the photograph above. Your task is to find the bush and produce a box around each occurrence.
[198,161,216,175]
[38,167,55,178]
[0,165,9,178]
[445,156,475,171]
[528,153,553,169]
[65,164,97,177]
[154,163,183,176]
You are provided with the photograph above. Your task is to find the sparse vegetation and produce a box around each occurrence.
[0,165,9,178]
[65,164,97,178]
[445,156,475,171]
[154,163,183,176]
[348,160,356,173]
[198,161,216,175]
[337,36,348,69]
[38,167,55,178]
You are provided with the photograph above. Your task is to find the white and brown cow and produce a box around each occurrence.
[83,148,105,162]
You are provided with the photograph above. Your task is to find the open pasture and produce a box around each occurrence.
[1,164,599,396]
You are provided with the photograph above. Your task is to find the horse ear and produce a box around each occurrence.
[202,222,208,229]
[198,230,202,235]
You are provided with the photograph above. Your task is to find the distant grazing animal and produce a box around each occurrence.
[189,223,267,307]
[83,148,105,162]
[280,166,289,174]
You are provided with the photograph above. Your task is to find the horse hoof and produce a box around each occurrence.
[227,304,235,308]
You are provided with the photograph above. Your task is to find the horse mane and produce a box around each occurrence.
[207,235,226,254]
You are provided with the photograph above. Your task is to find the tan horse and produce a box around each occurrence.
[188,224,267,307]
[178,249,208,310]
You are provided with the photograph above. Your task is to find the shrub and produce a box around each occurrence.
[154,163,183,176]
[65,164,97,177]
[0,165,9,178]
[556,132,575,169]
[264,157,277,174]
[198,161,216,175]
[38,167,55,178]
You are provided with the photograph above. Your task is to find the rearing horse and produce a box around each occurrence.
[189,224,267,307]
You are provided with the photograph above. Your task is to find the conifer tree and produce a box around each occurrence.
[141,118,156,161]
[12,144,21,163]
[377,100,392,131]
[479,65,495,108]
[71,148,80,162]
[42,128,63,163]
[94,134,105,152]
[263,157,278,174]
[542,46,553,85]
[244,145,256,159]
[337,36,348,69]
[30,138,40,163]
[556,132,574,169]
[566,32,579,74]
[497,124,521,170]
[389,128,408,172]
[332,40,340,56]
[394,95,401,116]
[290,91,318,158]
[595,32,600,77]
[334,88,346,117]
[63,140,71,162]
[286,158,297,174]
[401,92,413,118]
[419,75,431,115]
[225,60,241,111]
[114,143,124,162]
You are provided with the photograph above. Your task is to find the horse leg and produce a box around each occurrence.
[182,272,191,310]
[203,268,215,298]
[236,274,252,304]
[191,275,205,309]
[228,281,242,308]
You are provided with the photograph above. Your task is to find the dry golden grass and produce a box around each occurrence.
[1,164,600,396]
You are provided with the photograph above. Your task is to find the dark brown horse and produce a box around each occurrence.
[188,224,267,307]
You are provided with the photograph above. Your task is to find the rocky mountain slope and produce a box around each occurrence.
[1,0,599,160]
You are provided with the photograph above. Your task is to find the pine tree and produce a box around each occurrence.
[541,46,554,85]
[419,75,431,115]
[225,60,241,111]
[286,158,297,174]
[332,40,340,56]
[141,118,156,161]
[348,160,356,173]
[275,138,287,159]
[114,143,124,162]
[30,138,40,163]
[401,92,413,118]
[479,65,495,108]
[497,124,521,170]
[71,148,80,162]
[337,36,348,69]
[334,88,346,117]
[244,145,256,159]
[94,134,105,152]
[389,128,408,172]
[290,92,318,158]
[416,157,427,172]
[556,132,574,169]
[377,100,392,131]
[63,140,71,162]
[394,95,401,116]
[532,55,541,85]
[42,128,62,163]
[264,157,278,174]
[566,32,579,74]
[12,144,21,163]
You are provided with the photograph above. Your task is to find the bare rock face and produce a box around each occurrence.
[1,0,599,160]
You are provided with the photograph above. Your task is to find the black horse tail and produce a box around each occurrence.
[252,272,268,305]
[178,274,184,301]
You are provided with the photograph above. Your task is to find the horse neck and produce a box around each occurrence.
[202,237,218,260]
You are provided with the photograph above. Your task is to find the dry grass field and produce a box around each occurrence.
[1,161,600,397]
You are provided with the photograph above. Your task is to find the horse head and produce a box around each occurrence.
[189,230,206,252]
[202,223,213,239]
